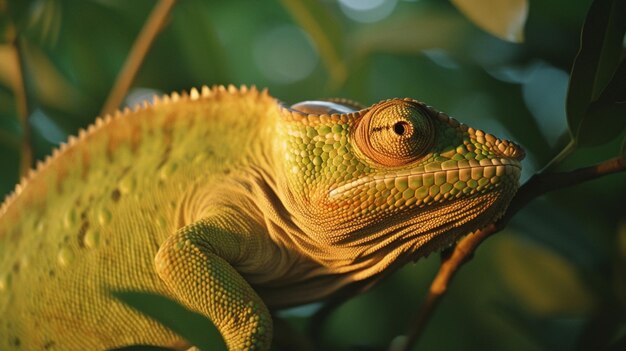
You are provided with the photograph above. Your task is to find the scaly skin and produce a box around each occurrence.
[0,85,523,350]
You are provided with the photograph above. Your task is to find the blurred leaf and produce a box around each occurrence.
[351,9,472,58]
[622,134,626,157]
[1,1,623,350]
[0,0,62,46]
[25,0,62,46]
[566,0,626,144]
[113,291,226,351]
[511,200,603,272]
[171,0,230,84]
[497,303,585,351]
[451,0,528,43]
[0,0,34,43]
[495,236,596,315]
[21,38,86,112]
[278,0,346,87]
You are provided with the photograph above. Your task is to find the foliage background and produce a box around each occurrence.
[1,0,625,350]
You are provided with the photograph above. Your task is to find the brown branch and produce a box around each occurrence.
[397,156,626,351]
[100,0,177,115]
[6,23,32,178]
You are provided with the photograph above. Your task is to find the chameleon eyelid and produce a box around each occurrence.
[353,100,435,167]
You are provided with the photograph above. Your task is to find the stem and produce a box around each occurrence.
[398,156,626,351]
[100,0,177,115]
[7,23,32,178]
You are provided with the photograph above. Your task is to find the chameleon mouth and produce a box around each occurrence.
[328,158,521,199]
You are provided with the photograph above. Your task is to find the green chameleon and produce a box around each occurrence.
[0,85,523,350]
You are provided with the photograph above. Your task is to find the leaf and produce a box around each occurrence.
[0,0,35,44]
[25,0,63,46]
[278,0,346,88]
[451,0,528,43]
[494,235,596,315]
[21,41,86,112]
[351,8,473,58]
[112,291,227,351]
[622,134,626,157]
[593,56,626,111]
[172,0,231,84]
[577,56,626,145]
[566,0,626,143]
[577,101,626,146]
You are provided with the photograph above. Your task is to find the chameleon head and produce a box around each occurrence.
[275,98,524,264]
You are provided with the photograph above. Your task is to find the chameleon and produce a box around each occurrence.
[0,85,523,350]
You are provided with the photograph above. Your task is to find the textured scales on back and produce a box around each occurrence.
[0,85,524,350]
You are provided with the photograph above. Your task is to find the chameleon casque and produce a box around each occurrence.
[0,85,524,350]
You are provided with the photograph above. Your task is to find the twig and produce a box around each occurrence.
[100,0,177,115]
[7,23,32,178]
[397,156,626,351]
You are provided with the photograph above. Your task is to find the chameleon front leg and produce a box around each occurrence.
[155,218,272,351]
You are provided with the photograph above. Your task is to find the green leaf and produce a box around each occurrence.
[566,0,626,143]
[597,57,626,105]
[22,42,86,112]
[494,235,596,315]
[0,0,37,44]
[622,134,626,157]
[112,291,227,351]
[577,56,626,145]
[172,0,231,84]
[577,102,626,146]
[278,0,346,88]
[0,0,63,46]
[451,0,528,43]
[351,7,473,58]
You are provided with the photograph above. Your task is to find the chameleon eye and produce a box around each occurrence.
[354,100,435,167]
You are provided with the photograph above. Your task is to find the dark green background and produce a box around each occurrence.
[1,0,625,350]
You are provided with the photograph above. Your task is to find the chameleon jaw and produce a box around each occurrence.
[328,158,522,201]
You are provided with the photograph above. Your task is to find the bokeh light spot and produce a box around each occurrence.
[31,109,66,144]
[339,0,397,23]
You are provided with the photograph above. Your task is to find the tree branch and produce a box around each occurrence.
[100,0,177,115]
[397,156,626,351]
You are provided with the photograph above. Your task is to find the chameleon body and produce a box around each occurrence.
[0,85,523,350]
